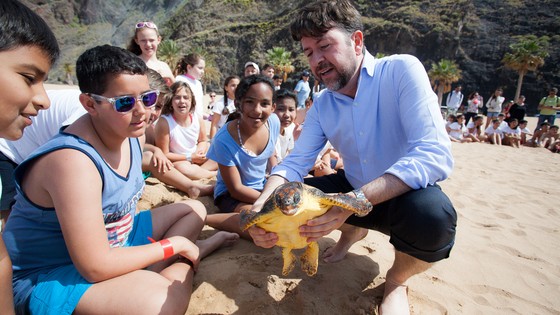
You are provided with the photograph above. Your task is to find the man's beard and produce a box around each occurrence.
[317,60,356,92]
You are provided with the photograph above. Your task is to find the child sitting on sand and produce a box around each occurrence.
[155,81,218,180]
[142,69,213,198]
[3,45,238,314]
[517,119,532,145]
[0,1,60,312]
[205,75,280,238]
[484,119,503,145]
[540,125,559,149]
[448,114,472,143]
[501,118,522,148]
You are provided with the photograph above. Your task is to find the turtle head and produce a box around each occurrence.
[274,182,304,216]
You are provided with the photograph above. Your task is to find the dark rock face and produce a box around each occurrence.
[23,0,559,115]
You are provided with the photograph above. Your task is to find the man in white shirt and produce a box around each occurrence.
[446,85,463,116]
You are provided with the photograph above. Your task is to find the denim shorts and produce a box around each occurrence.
[24,211,153,314]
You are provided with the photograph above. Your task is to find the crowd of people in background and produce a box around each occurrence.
[443,85,560,152]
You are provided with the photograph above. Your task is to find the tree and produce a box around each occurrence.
[158,39,181,71]
[428,59,462,107]
[502,35,550,100]
[266,47,294,82]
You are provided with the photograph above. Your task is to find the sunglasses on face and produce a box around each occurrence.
[136,21,157,29]
[89,90,160,114]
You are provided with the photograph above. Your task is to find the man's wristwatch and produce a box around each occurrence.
[352,188,373,217]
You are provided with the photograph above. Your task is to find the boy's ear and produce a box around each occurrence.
[79,93,99,116]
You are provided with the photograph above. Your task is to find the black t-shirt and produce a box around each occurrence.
[508,103,527,121]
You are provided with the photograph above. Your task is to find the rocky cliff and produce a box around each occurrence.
[22,0,560,114]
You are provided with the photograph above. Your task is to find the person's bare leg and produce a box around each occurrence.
[323,224,368,263]
[152,166,214,198]
[201,159,218,172]
[174,161,217,180]
[379,251,431,315]
[206,212,252,240]
[196,231,239,259]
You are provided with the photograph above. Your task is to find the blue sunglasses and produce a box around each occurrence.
[89,90,159,113]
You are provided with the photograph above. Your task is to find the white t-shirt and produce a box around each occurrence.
[0,89,85,164]
[212,97,236,129]
[175,75,204,118]
[500,125,521,135]
[448,122,466,140]
[161,113,200,158]
[275,123,295,162]
[484,125,503,136]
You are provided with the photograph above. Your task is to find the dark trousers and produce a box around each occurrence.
[304,170,457,263]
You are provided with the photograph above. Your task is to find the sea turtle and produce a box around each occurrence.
[240,182,372,276]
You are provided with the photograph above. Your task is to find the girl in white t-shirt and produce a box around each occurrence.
[174,54,206,120]
[155,81,217,180]
[484,119,503,145]
[127,21,174,85]
[501,118,521,148]
[209,75,240,139]
[448,114,472,143]
[465,115,486,142]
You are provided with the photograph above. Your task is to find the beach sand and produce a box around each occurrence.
[135,116,560,314]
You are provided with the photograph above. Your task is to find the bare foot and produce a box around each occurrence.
[323,225,368,263]
[186,183,214,199]
[197,231,239,259]
[379,278,410,315]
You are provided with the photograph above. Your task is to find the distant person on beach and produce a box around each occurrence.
[3,45,238,314]
[540,125,559,149]
[273,74,283,91]
[174,54,207,120]
[485,88,505,129]
[484,119,503,145]
[507,95,527,122]
[465,115,486,142]
[142,69,214,198]
[205,75,279,238]
[0,1,60,312]
[448,114,471,143]
[247,1,456,314]
[517,119,532,145]
[445,85,463,116]
[464,91,482,125]
[209,75,240,140]
[261,63,275,79]
[535,88,560,130]
[127,21,174,85]
[244,61,260,77]
[155,81,217,180]
[528,122,550,147]
[294,70,311,109]
[500,118,521,148]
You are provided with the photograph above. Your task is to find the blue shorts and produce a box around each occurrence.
[25,211,153,315]
[486,111,500,118]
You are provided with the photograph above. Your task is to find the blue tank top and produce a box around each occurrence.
[3,131,144,288]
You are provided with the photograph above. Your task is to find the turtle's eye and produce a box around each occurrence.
[293,192,300,204]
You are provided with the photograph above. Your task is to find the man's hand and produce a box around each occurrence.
[247,226,278,248]
[299,206,353,242]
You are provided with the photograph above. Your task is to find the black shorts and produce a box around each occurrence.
[304,170,457,263]
[0,152,18,210]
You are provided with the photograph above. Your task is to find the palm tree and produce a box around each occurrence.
[266,47,294,82]
[502,35,550,100]
[428,59,462,107]
[158,39,181,70]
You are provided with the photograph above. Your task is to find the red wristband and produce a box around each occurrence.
[148,237,174,260]
[159,239,174,260]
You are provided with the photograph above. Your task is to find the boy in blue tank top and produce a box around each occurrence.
[3,45,238,315]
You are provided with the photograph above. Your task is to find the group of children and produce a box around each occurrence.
[445,112,559,151]
[0,3,345,313]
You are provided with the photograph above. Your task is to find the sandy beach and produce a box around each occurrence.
[136,118,560,315]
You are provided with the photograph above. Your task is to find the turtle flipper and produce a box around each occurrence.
[282,247,297,276]
[300,241,319,276]
[320,193,372,216]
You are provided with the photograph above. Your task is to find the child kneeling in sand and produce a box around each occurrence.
[2,45,238,314]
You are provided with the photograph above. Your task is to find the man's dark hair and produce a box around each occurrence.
[76,45,148,95]
[290,0,363,41]
[0,0,60,65]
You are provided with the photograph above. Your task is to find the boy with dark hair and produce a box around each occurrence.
[0,0,61,313]
[3,45,237,314]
